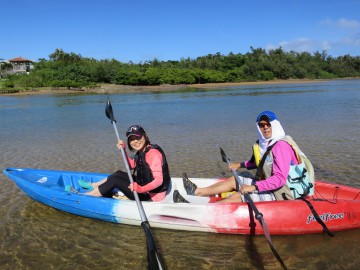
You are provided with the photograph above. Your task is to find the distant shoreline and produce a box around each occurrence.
[0,79,334,96]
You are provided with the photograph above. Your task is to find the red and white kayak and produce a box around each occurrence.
[3,167,360,235]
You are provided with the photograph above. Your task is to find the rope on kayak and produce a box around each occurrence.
[300,196,334,237]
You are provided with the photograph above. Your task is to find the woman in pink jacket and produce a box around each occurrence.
[66,125,171,202]
[182,111,301,202]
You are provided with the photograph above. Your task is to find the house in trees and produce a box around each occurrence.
[7,57,34,75]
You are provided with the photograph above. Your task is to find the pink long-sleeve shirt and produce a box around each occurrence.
[244,141,299,192]
[127,148,166,202]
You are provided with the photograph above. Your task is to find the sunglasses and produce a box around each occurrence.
[258,122,271,128]
[128,134,143,141]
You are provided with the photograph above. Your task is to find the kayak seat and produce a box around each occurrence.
[59,174,98,190]
[161,180,175,203]
[60,174,71,187]
[60,174,79,189]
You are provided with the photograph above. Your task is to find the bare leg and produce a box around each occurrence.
[91,177,107,188]
[79,178,108,197]
[84,187,103,197]
[196,176,236,196]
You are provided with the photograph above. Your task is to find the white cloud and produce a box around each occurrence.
[266,18,360,56]
[342,31,360,45]
[319,18,360,29]
[266,38,319,53]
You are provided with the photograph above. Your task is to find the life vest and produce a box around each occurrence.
[253,136,315,200]
[134,144,171,193]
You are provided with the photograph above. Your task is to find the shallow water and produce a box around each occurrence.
[0,79,359,269]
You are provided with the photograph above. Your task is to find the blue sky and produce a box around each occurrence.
[1,0,359,63]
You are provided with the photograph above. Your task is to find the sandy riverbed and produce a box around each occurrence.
[2,79,328,96]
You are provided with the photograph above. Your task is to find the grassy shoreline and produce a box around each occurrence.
[0,79,332,96]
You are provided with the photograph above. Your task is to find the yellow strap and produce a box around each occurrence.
[253,144,261,166]
[221,191,236,198]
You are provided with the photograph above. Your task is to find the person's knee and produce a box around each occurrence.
[228,192,243,202]
[225,176,236,190]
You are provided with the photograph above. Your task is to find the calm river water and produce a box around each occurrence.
[0,79,359,269]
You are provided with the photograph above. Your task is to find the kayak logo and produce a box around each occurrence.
[306,212,344,224]
[37,177,48,183]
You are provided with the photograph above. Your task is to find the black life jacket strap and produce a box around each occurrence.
[133,145,152,177]
[255,144,275,180]
[300,196,334,237]
[289,168,312,198]
[290,167,307,182]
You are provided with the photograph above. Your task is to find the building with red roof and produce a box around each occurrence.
[8,57,33,63]
[5,56,34,75]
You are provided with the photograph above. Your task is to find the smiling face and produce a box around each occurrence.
[258,120,272,139]
[128,135,147,151]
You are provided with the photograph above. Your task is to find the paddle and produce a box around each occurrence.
[105,98,163,270]
[219,147,287,270]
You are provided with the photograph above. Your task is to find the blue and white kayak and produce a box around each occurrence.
[3,167,360,235]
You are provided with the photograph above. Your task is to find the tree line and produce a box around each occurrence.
[2,47,360,90]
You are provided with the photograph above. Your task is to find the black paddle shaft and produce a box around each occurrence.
[219,146,287,270]
[244,193,263,220]
[105,98,164,270]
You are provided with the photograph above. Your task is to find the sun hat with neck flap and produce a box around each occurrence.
[256,111,285,156]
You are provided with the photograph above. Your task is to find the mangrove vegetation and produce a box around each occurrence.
[1,47,360,91]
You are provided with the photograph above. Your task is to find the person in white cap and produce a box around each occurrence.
[181,111,312,202]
